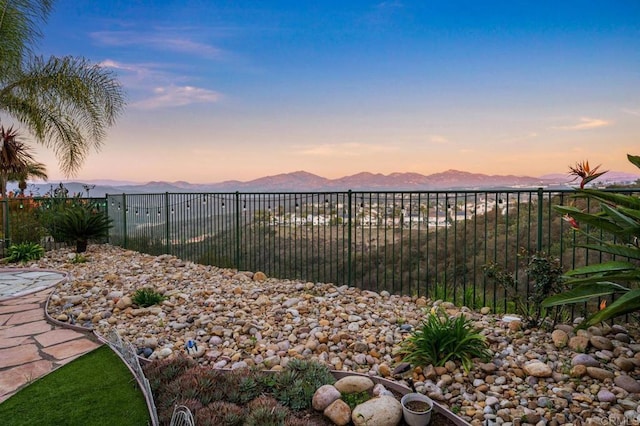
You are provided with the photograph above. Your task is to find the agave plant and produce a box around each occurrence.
[542,154,640,327]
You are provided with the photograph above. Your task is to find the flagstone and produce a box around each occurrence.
[42,339,100,361]
[0,321,52,339]
[0,303,40,314]
[0,335,31,349]
[6,308,45,325]
[0,360,53,403]
[0,343,41,369]
[35,329,86,347]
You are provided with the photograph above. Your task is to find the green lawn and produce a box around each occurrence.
[0,346,150,426]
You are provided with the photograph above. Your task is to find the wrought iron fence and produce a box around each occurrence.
[1,189,636,314]
[103,188,637,313]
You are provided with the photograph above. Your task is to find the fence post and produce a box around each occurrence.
[122,194,128,249]
[537,187,543,253]
[165,192,170,253]
[2,198,8,249]
[347,190,353,287]
[235,191,241,270]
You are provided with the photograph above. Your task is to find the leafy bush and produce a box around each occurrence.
[398,308,492,372]
[5,242,44,263]
[47,204,112,252]
[542,154,640,327]
[131,288,166,307]
[484,250,566,328]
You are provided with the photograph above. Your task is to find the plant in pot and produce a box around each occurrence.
[48,204,112,253]
[401,392,433,426]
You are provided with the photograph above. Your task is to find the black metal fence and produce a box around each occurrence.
[1,189,636,313]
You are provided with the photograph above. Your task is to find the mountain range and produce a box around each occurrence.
[14,169,640,198]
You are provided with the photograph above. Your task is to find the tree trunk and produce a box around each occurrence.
[76,239,88,253]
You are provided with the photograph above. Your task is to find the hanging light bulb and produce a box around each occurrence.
[135,209,139,216]
[202,195,207,204]
[222,201,225,208]
[146,209,149,216]
[186,202,191,209]
[157,209,161,217]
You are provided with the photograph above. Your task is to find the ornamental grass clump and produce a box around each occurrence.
[398,308,492,372]
[132,288,166,307]
[5,242,44,263]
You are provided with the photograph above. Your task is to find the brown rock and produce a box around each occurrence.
[551,329,569,348]
[523,361,552,378]
[568,336,590,352]
[586,367,615,381]
[570,364,587,377]
[324,399,351,426]
[614,357,635,372]
[590,336,613,351]
[253,271,267,281]
[614,375,640,393]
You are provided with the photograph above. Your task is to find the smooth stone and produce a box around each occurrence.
[324,399,351,426]
[590,336,613,351]
[551,329,569,348]
[615,375,640,393]
[334,376,375,393]
[572,354,600,367]
[523,362,552,378]
[352,395,402,426]
[313,385,341,411]
[597,389,616,403]
[586,367,615,381]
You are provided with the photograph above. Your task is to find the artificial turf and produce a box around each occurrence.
[0,345,150,425]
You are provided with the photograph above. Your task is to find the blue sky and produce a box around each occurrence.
[28,0,640,183]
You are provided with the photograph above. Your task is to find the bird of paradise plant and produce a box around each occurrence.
[542,154,640,327]
[568,160,609,189]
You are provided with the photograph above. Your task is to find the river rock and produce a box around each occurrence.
[523,362,552,378]
[352,395,402,426]
[615,375,640,393]
[324,399,351,426]
[313,385,341,411]
[335,376,375,393]
[551,329,569,348]
[590,336,613,351]
[572,354,600,367]
[586,367,614,381]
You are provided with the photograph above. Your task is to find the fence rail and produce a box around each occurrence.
[2,188,637,314]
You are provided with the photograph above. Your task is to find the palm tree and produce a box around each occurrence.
[0,125,40,197]
[9,160,48,195]
[0,0,126,176]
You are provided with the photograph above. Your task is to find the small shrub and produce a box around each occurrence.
[5,242,44,263]
[398,307,492,372]
[70,253,88,264]
[132,288,166,307]
[483,250,566,328]
[341,391,370,410]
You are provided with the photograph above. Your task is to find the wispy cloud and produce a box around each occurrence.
[91,30,221,59]
[621,108,640,117]
[555,117,612,130]
[294,143,398,157]
[429,135,449,144]
[131,85,222,110]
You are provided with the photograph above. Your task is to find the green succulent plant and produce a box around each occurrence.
[398,307,492,372]
[5,242,44,263]
[132,288,166,307]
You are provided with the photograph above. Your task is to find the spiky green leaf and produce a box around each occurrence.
[542,282,629,307]
[583,289,640,327]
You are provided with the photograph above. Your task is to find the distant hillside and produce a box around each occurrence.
[15,169,639,196]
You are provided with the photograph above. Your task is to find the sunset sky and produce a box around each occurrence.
[22,0,640,183]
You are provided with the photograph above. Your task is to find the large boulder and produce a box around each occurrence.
[334,376,375,393]
[352,395,402,426]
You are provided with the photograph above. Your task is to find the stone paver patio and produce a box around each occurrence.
[0,270,101,403]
